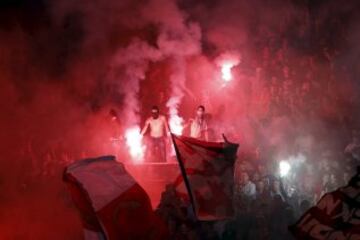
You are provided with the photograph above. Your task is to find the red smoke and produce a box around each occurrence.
[1,0,360,238]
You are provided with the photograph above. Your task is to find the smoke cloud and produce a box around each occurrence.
[1,0,360,238]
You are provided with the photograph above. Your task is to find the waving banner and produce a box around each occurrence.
[172,134,239,221]
[289,167,360,240]
[64,156,167,240]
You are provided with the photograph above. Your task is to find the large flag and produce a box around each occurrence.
[63,155,167,240]
[289,167,360,240]
[171,134,239,221]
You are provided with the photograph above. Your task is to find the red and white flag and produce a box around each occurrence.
[63,155,167,240]
[171,134,239,221]
[289,168,360,240]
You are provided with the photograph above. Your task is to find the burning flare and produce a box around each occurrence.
[221,62,235,82]
[125,126,145,163]
[167,95,184,135]
[216,52,241,83]
[279,160,291,177]
[169,114,184,135]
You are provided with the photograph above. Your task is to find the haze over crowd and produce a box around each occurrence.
[0,0,360,239]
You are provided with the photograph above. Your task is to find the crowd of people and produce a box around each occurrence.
[10,3,360,239]
[154,133,359,240]
[152,11,360,239]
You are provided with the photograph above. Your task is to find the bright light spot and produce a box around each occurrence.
[279,161,291,177]
[125,126,145,163]
[221,63,234,82]
[167,96,184,135]
[215,52,241,83]
[169,114,184,135]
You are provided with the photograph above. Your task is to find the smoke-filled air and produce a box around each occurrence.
[0,0,360,239]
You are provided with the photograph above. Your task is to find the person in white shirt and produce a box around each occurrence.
[234,172,256,213]
[187,105,209,141]
[238,172,256,199]
[141,106,169,162]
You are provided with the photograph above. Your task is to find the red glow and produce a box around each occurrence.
[124,126,145,163]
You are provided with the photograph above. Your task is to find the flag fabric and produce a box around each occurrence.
[171,134,239,221]
[289,168,360,240]
[63,155,167,240]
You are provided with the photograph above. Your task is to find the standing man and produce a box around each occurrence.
[141,106,170,162]
[187,105,209,141]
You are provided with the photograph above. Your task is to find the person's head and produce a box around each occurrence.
[240,172,250,184]
[252,172,260,182]
[196,105,205,118]
[256,180,265,193]
[258,164,267,176]
[151,106,159,119]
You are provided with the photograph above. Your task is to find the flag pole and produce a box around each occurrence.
[170,133,197,217]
